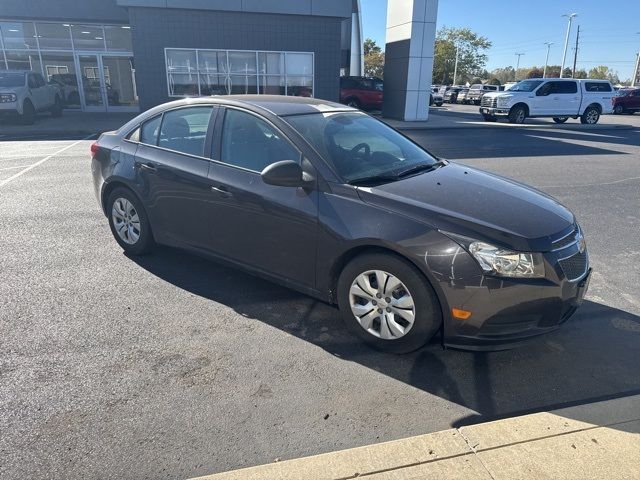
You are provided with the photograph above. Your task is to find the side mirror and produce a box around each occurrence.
[261,160,313,188]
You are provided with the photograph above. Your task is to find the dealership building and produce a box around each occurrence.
[1,0,438,120]
[0,0,365,112]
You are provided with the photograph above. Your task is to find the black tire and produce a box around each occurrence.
[613,104,624,115]
[429,94,434,106]
[20,100,35,125]
[337,253,442,354]
[51,95,63,117]
[345,97,361,109]
[106,187,154,255]
[435,101,443,107]
[552,117,568,124]
[581,105,600,124]
[482,114,497,122]
[508,104,527,124]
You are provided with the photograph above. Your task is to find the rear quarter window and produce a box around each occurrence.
[140,115,162,146]
[585,82,612,92]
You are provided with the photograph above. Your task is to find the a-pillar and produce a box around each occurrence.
[383,0,439,121]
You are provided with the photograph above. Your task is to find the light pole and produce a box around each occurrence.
[543,42,553,78]
[634,33,640,87]
[560,13,578,78]
[514,53,524,80]
[452,43,460,86]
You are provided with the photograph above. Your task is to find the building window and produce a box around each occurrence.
[165,48,314,98]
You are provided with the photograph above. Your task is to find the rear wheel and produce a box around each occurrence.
[581,106,600,124]
[106,187,154,255]
[346,97,361,109]
[337,253,442,354]
[552,117,569,123]
[508,105,527,124]
[20,100,35,125]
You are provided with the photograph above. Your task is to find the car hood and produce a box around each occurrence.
[356,162,575,252]
[0,87,20,93]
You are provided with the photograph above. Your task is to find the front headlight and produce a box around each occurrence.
[0,93,17,103]
[468,241,545,278]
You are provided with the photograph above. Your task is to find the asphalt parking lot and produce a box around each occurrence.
[1,117,639,479]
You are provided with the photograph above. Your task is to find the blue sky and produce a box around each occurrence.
[362,0,640,81]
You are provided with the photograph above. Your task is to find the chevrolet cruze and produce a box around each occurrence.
[91,96,591,353]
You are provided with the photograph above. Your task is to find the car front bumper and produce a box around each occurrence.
[479,106,510,116]
[408,231,591,351]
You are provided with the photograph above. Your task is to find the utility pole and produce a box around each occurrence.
[452,43,460,86]
[514,53,524,80]
[543,42,553,78]
[635,33,640,87]
[560,13,578,78]
[571,25,580,78]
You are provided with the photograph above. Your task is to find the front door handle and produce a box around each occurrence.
[138,162,157,173]
[211,185,233,197]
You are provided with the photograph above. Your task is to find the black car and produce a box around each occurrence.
[92,96,590,353]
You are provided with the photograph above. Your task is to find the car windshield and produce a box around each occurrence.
[286,112,438,184]
[509,80,544,92]
[0,73,25,88]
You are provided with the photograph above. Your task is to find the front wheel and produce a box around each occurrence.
[613,105,624,115]
[346,98,361,109]
[581,106,600,124]
[508,105,527,124]
[552,117,568,124]
[482,114,497,122]
[337,253,442,354]
[106,187,154,255]
[20,100,35,125]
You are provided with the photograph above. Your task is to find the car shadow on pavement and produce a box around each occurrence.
[131,246,640,429]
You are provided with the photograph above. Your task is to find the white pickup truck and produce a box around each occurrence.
[479,78,614,124]
[0,70,63,125]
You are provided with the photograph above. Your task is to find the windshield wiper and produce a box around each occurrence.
[347,174,399,186]
[396,161,445,178]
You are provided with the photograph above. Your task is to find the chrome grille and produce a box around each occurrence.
[481,96,497,108]
[559,251,589,281]
[551,226,579,250]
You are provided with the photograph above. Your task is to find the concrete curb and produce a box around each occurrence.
[191,394,640,480]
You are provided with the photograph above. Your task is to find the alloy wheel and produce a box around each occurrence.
[349,270,415,340]
[586,109,599,124]
[111,197,141,245]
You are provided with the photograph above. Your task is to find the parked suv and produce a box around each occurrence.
[480,78,615,124]
[612,88,640,114]
[430,86,444,107]
[466,84,499,105]
[340,76,383,111]
[0,70,62,124]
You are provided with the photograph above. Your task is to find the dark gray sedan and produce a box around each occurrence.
[91,95,590,353]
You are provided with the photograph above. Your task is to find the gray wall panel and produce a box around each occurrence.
[2,0,128,23]
[118,0,351,17]
[128,8,343,110]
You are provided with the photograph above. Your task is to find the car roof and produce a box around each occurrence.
[151,95,354,117]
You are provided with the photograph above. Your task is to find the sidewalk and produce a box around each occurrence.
[0,110,136,137]
[382,107,638,131]
[192,394,640,480]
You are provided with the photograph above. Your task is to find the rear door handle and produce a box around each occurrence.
[211,185,233,197]
[138,162,157,173]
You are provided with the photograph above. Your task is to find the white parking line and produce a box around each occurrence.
[0,135,94,188]
[0,165,35,171]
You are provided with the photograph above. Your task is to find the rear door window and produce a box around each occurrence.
[556,81,578,94]
[140,115,162,146]
[158,107,214,157]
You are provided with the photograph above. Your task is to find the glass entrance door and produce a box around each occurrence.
[77,54,105,111]
[76,54,139,112]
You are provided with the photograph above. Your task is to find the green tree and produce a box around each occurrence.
[433,27,492,85]
[470,77,483,85]
[363,38,385,79]
[526,67,544,79]
[490,66,515,84]
[587,65,620,84]
[573,69,588,79]
[487,78,501,86]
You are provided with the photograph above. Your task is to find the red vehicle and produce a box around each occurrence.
[340,76,383,111]
[613,88,640,114]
